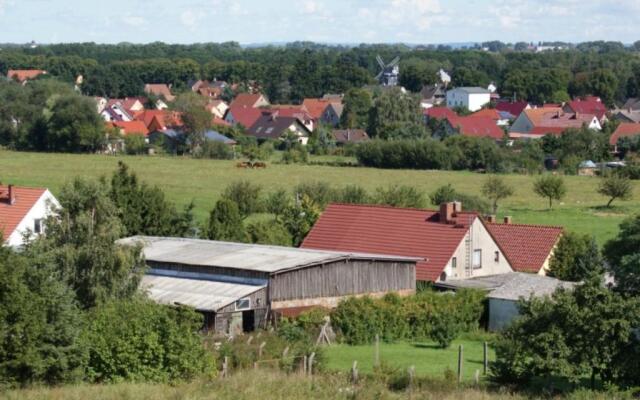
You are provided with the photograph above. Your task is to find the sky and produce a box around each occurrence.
[1,0,640,45]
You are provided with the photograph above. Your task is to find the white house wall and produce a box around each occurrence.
[6,190,59,247]
[441,218,512,280]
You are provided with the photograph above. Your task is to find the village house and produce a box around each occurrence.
[509,107,602,139]
[444,116,505,140]
[0,185,59,247]
[144,83,175,102]
[6,69,47,84]
[423,106,458,124]
[302,202,563,283]
[265,105,315,132]
[245,111,311,145]
[446,87,491,112]
[101,101,134,122]
[134,110,183,132]
[229,93,270,109]
[494,101,531,120]
[331,129,369,145]
[612,98,640,123]
[149,128,235,154]
[118,236,418,334]
[224,105,265,128]
[472,108,511,126]
[420,83,446,109]
[610,122,640,153]
[302,98,344,126]
[205,100,229,119]
[562,96,608,124]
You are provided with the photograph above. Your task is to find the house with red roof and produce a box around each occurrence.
[509,107,601,139]
[107,121,149,136]
[563,96,608,123]
[472,108,510,126]
[301,98,343,126]
[144,84,175,102]
[444,116,505,140]
[229,93,269,109]
[134,110,183,132]
[495,101,531,120]
[206,100,229,119]
[0,185,59,247]
[224,105,265,128]
[610,122,640,153]
[6,69,47,84]
[302,202,514,282]
[245,111,311,144]
[424,106,458,122]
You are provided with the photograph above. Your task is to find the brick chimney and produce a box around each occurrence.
[8,184,15,205]
[440,202,454,224]
[503,216,512,224]
[486,215,497,223]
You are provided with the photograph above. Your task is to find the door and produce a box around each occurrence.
[242,310,255,332]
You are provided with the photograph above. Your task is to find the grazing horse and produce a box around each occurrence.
[236,162,250,168]
[253,162,267,169]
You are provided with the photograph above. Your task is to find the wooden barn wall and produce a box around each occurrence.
[217,287,267,314]
[269,260,416,302]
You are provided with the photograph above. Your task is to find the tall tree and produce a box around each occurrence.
[204,199,247,242]
[340,88,372,129]
[172,92,211,152]
[533,175,567,209]
[368,88,426,140]
[548,232,603,281]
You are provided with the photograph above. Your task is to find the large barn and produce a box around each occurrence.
[118,236,419,334]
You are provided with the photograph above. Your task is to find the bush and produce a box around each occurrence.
[374,185,426,208]
[197,141,235,160]
[124,134,147,155]
[247,220,293,246]
[82,298,214,383]
[293,181,336,208]
[221,181,263,218]
[429,184,491,214]
[281,146,309,164]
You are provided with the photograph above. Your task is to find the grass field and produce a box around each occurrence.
[1,150,638,243]
[324,340,494,381]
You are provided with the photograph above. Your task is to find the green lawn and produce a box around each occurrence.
[324,340,494,381]
[1,150,637,243]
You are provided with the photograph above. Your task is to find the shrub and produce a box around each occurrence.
[197,141,235,160]
[374,185,426,208]
[221,181,263,218]
[124,134,147,155]
[247,220,293,246]
[293,181,336,208]
[82,298,214,383]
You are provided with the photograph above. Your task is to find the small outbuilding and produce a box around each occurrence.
[436,273,575,331]
[118,236,418,335]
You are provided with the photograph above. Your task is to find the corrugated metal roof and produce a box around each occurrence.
[118,236,420,274]
[436,273,575,301]
[141,274,265,311]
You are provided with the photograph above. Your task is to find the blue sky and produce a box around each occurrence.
[1,0,640,44]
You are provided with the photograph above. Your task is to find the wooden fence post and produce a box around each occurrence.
[457,345,463,384]
[282,346,289,358]
[408,365,415,397]
[247,336,253,344]
[308,352,316,376]
[259,342,266,359]
[222,356,229,378]
[374,334,380,367]
[351,361,358,384]
[483,342,488,375]
[303,355,307,375]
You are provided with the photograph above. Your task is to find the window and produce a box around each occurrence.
[33,219,43,234]
[451,257,457,269]
[494,251,500,262]
[473,249,482,269]
[235,298,251,311]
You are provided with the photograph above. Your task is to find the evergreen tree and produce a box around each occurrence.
[204,199,247,242]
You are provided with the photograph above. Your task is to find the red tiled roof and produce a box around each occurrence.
[107,121,149,136]
[610,122,640,145]
[485,222,562,273]
[495,101,529,118]
[134,110,183,131]
[263,106,313,122]
[447,116,504,139]
[528,126,567,136]
[424,107,457,120]
[565,97,607,120]
[302,98,337,120]
[472,108,501,120]
[227,105,265,128]
[144,84,175,101]
[230,93,265,108]
[0,185,46,242]
[7,69,47,82]
[301,203,478,282]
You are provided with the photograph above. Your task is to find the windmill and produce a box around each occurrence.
[375,55,400,86]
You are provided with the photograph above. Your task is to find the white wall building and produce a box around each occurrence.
[0,185,59,248]
[446,87,491,112]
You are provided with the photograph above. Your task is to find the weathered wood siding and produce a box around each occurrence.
[147,261,269,283]
[269,260,415,302]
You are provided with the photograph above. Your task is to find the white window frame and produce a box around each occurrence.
[33,218,43,234]
[451,256,457,269]
[473,249,482,269]
[235,298,251,311]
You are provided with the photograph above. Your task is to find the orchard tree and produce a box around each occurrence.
[597,174,632,207]
[533,175,567,209]
[481,176,514,214]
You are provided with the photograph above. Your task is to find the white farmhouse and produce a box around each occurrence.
[446,87,491,112]
[0,185,59,247]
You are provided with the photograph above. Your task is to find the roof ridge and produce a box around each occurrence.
[328,202,479,215]
[486,221,564,230]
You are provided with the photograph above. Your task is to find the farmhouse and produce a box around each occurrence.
[118,236,418,334]
[6,69,47,84]
[302,98,344,126]
[437,273,575,330]
[0,185,59,247]
[302,202,513,282]
[443,116,505,140]
[229,93,269,109]
[331,129,369,145]
[610,122,640,153]
[563,96,607,123]
[446,87,491,112]
[246,111,311,144]
[509,107,602,138]
[494,101,531,120]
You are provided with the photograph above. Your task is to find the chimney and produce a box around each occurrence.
[486,215,496,223]
[440,202,454,224]
[453,201,462,213]
[8,184,15,205]
[503,216,512,224]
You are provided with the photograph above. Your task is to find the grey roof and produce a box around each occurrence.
[118,236,420,275]
[449,87,491,95]
[436,272,575,301]
[203,130,236,144]
[141,274,264,311]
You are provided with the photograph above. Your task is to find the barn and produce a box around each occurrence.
[118,236,418,334]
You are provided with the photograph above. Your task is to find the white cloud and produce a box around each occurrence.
[180,9,201,31]
[302,0,320,14]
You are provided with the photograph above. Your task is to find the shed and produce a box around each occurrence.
[436,273,575,331]
[118,236,419,334]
